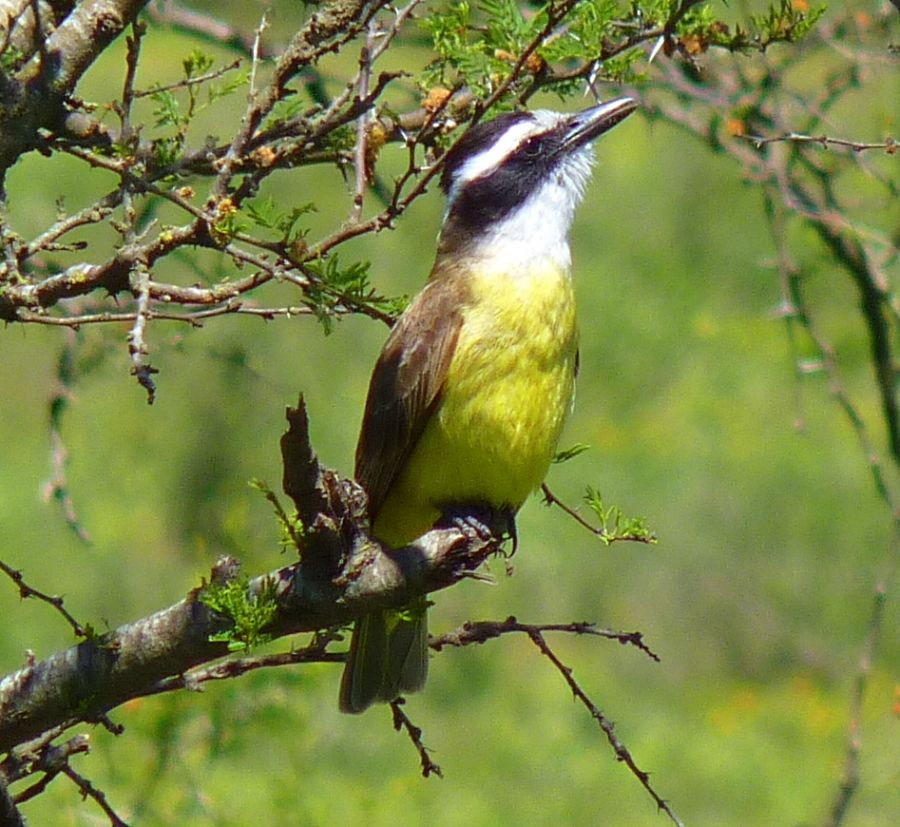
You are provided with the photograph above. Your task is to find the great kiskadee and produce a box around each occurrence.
[339,97,637,714]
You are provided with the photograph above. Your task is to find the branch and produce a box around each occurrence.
[210,0,388,200]
[633,11,899,826]
[430,617,660,662]
[2,732,89,788]
[390,699,442,779]
[0,561,87,637]
[143,632,346,697]
[541,484,657,545]
[824,571,894,827]
[0,771,25,827]
[0,0,150,181]
[0,397,507,755]
[428,617,681,822]
[524,627,683,827]
[743,132,897,154]
[59,764,129,826]
[14,0,148,95]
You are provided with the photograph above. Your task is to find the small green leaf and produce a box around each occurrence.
[250,479,305,552]
[183,48,215,79]
[245,198,317,246]
[200,575,279,652]
[583,486,656,545]
[553,443,591,464]
[151,90,183,129]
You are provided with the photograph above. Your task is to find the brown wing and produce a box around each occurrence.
[355,272,466,519]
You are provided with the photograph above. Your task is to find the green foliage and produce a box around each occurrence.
[151,89,184,130]
[537,0,648,87]
[744,0,826,50]
[263,95,309,130]
[182,48,215,80]
[421,0,647,100]
[583,486,656,545]
[207,69,250,105]
[209,198,245,243]
[678,0,826,53]
[421,0,552,100]
[0,44,25,73]
[303,253,392,333]
[245,197,316,249]
[150,135,183,168]
[322,123,357,154]
[377,292,410,319]
[147,46,246,159]
[249,479,304,554]
[201,575,279,653]
[552,443,591,464]
[422,0,824,104]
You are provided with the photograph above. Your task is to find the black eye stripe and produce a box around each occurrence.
[440,111,534,195]
[510,130,565,162]
[442,125,569,231]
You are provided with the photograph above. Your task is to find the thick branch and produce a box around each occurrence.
[0,398,506,754]
[0,0,149,179]
[0,524,501,754]
[14,0,148,95]
[0,771,25,827]
[814,222,900,463]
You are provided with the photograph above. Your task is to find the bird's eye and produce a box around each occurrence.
[521,136,541,157]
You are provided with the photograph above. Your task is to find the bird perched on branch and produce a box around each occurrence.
[340,97,637,713]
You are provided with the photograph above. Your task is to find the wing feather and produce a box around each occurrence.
[354,273,465,520]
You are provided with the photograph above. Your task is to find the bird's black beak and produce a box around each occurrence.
[563,97,637,150]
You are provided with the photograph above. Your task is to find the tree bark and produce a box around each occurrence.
[0,397,506,754]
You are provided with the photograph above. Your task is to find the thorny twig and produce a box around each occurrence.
[3,729,126,827]
[127,260,157,403]
[825,572,894,827]
[430,617,675,820]
[15,302,355,327]
[3,725,128,825]
[42,334,92,544]
[350,21,377,223]
[4,735,90,793]
[144,633,345,697]
[430,617,660,662]
[60,764,130,827]
[540,484,656,545]
[0,560,86,637]
[635,9,899,826]
[2,2,896,824]
[524,625,684,827]
[1,724,82,783]
[0,0,670,338]
[764,192,898,827]
[525,625,684,827]
[119,23,159,403]
[134,57,244,98]
[744,132,897,154]
[390,699,443,779]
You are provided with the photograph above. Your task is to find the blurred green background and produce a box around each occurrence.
[1,3,897,825]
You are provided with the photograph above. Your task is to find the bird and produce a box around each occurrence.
[339,97,637,714]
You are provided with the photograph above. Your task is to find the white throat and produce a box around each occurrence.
[461,174,583,276]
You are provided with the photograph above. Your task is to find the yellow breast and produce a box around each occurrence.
[374,262,578,546]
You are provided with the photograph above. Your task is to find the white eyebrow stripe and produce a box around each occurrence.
[449,119,536,192]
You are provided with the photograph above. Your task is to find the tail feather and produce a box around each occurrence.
[380,610,428,702]
[339,608,428,714]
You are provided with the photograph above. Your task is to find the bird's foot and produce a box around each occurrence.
[441,504,517,555]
